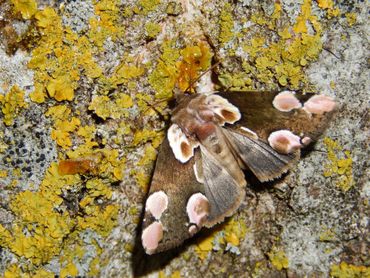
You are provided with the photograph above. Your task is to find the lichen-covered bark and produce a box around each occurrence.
[0,0,368,277]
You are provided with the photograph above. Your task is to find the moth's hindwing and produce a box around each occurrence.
[223,128,300,182]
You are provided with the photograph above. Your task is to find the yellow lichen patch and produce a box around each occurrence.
[132,169,151,191]
[0,157,120,274]
[330,262,370,278]
[138,144,157,166]
[88,93,133,120]
[319,228,337,242]
[88,257,101,276]
[29,84,46,103]
[195,217,247,260]
[345,13,357,27]
[76,125,99,149]
[10,0,37,19]
[4,190,74,265]
[317,0,341,19]
[238,0,324,91]
[136,0,161,15]
[323,138,354,192]
[148,40,180,99]
[171,270,181,278]
[29,4,109,103]
[317,0,334,10]
[218,3,234,45]
[221,218,248,248]
[88,0,125,49]
[132,129,164,148]
[268,247,289,271]
[45,105,84,149]
[50,117,81,149]
[145,22,162,39]
[0,169,8,178]
[78,204,119,237]
[60,262,78,278]
[46,75,75,101]
[195,231,216,260]
[3,264,23,278]
[98,149,125,181]
[0,85,28,126]
[112,63,145,86]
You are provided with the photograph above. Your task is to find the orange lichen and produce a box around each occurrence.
[58,157,99,175]
[177,42,213,93]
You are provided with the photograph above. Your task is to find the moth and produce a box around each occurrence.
[141,87,336,255]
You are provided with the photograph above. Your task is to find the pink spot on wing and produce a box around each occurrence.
[142,221,164,255]
[303,95,336,114]
[168,124,197,163]
[186,193,210,235]
[301,136,312,146]
[145,191,168,220]
[188,225,197,235]
[272,91,302,112]
[268,130,303,154]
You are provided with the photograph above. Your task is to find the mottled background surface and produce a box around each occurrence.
[0,0,368,277]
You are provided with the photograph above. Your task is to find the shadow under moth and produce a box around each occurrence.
[141,88,336,255]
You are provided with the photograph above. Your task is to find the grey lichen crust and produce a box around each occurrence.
[0,0,368,277]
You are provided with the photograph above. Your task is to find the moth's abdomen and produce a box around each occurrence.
[199,125,246,187]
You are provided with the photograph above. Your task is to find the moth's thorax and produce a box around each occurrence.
[171,94,240,140]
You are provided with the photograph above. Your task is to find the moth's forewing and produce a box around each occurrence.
[141,137,205,254]
[219,91,336,142]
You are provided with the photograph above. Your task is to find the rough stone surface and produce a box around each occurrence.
[0,0,368,277]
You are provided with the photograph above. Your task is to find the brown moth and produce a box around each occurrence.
[141,88,336,255]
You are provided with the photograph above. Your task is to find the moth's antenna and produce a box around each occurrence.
[183,61,221,94]
[323,47,343,61]
[141,98,170,118]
